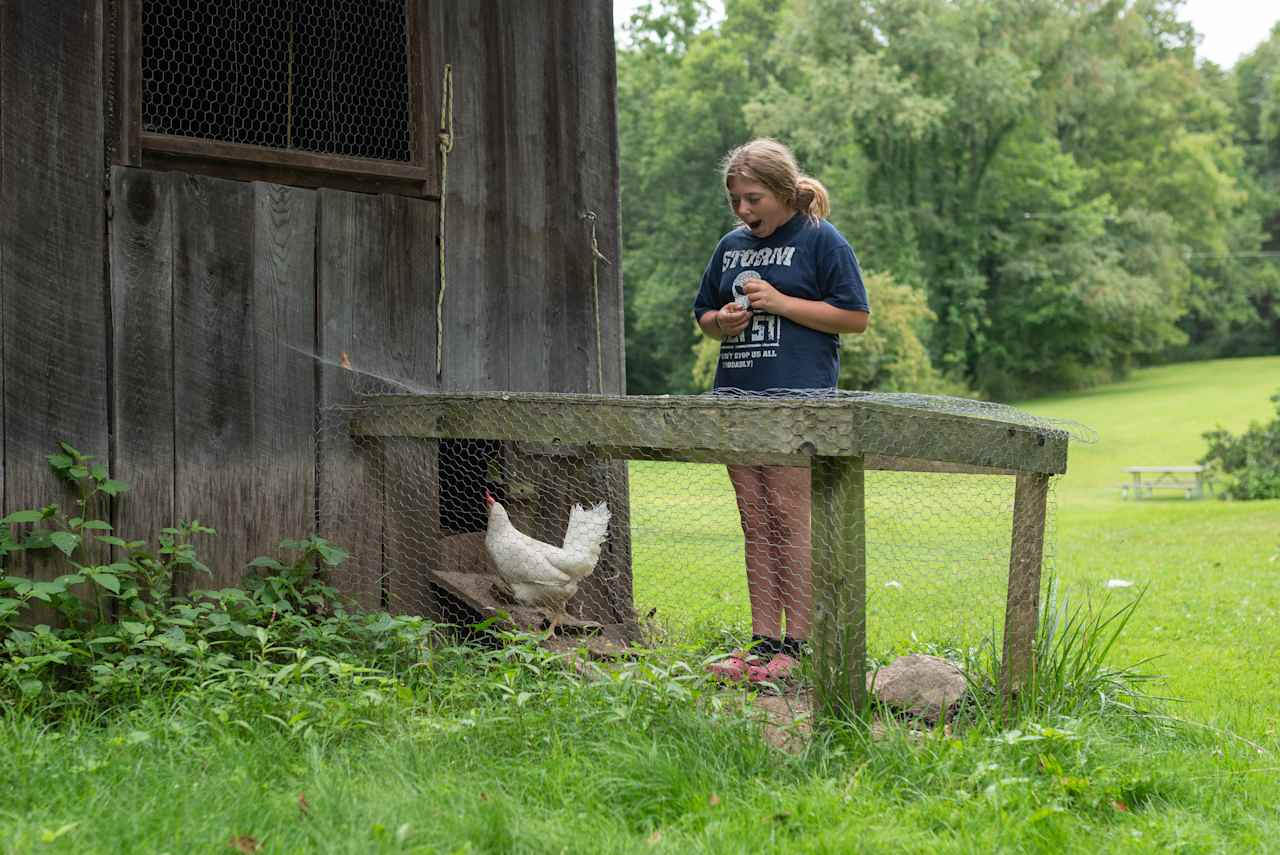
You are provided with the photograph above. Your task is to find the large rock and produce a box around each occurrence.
[867,654,968,721]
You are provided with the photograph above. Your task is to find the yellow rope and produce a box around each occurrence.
[436,64,454,381]
[581,211,611,393]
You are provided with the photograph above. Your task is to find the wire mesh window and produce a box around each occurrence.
[141,0,415,163]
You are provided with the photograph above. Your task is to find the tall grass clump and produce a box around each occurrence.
[965,578,1160,724]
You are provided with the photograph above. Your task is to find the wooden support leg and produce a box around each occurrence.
[810,455,866,721]
[384,438,440,617]
[1000,472,1051,711]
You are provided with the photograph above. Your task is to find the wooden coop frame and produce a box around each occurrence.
[350,391,1069,721]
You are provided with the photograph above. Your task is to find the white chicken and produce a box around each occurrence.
[483,490,611,635]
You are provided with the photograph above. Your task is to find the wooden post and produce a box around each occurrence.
[810,455,866,721]
[1000,472,1051,708]
[383,437,440,616]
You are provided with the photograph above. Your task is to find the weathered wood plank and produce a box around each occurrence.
[111,0,143,166]
[863,455,1020,477]
[249,181,317,552]
[172,173,255,590]
[420,0,623,393]
[1000,472,1050,709]
[1,0,5,526]
[172,174,316,590]
[567,0,624,395]
[351,393,1070,474]
[512,444,1021,475]
[1,0,107,600]
[317,190,439,610]
[428,0,509,392]
[509,1,556,395]
[110,167,174,552]
[379,194,440,613]
[383,437,439,617]
[418,1,630,619]
[140,151,438,199]
[317,189,384,609]
[811,455,867,720]
[520,3,634,618]
[142,134,435,187]
[406,0,434,178]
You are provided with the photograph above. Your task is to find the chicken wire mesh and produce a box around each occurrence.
[317,390,1089,667]
[141,0,415,161]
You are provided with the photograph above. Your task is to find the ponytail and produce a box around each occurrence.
[794,176,830,222]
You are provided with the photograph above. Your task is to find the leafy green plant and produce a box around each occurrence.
[241,536,349,616]
[1200,390,1280,500]
[2,456,136,631]
[0,441,433,716]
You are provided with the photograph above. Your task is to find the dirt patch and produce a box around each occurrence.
[745,689,813,754]
[736,686,955,752]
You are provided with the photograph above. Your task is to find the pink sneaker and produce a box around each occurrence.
[706,656,748,681]
[764,653,798,682]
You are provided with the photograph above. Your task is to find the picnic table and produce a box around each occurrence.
[1122,465,1210,500]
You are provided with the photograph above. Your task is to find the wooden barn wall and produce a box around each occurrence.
[1,2,108,596]
[111,169,320,592]
[427,0,624,394]
[5,0,625,615]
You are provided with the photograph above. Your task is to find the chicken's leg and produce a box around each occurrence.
[545,610,563,638]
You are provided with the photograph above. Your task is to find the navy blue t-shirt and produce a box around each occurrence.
[693,214,869,391]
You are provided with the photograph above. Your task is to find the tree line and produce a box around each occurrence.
[618,0,1280,399]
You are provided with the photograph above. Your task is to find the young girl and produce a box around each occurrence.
[693,138,870,681]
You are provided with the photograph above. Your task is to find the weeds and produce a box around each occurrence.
[960,577,1162,726]
[0,442,430,720]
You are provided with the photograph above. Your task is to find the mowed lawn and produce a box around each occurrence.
[632,355,1280,735]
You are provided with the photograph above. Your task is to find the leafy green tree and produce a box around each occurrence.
[837,272,965,394]
[1198,25,1280,358]
[1200,391,1280,500]
[617,0,1277,398]
[618,0,784,394]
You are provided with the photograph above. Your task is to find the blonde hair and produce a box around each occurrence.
[721,138,831,222]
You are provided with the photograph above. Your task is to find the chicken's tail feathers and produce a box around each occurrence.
[560,500,611,569]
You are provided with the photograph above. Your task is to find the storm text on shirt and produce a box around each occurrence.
[721,246,796,272]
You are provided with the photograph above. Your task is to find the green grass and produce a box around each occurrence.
[5,356,1280,853]
[1020,356,1280,735]
[3,662,1279,853]
[630,463,1023,656]
[1024,355,1280,501]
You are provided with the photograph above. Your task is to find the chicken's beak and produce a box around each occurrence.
[483,489,496,508]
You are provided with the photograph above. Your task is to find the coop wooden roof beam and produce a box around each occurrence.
[351,392,1068,474]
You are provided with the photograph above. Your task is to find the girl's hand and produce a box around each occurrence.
[717,302,751,338]
[742,278,790,315]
